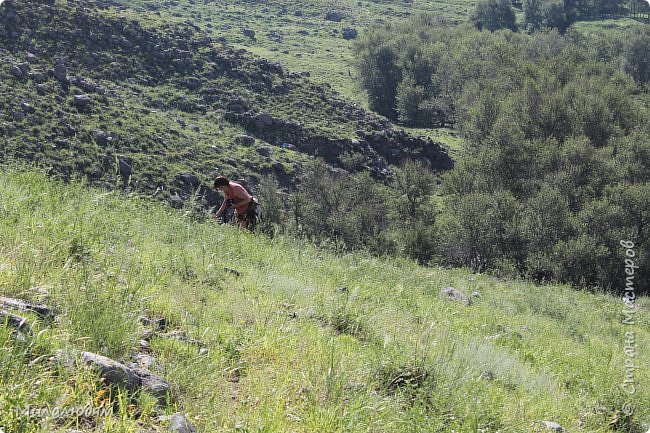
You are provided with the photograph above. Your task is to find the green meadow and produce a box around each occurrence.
[1,169,648,432]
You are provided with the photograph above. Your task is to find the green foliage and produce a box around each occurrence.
[470,0,518,32]
[623,26,650,84]
[257,174,285,236]
[1,169,649,432]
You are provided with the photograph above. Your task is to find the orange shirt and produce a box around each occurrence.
[224,181,252,215]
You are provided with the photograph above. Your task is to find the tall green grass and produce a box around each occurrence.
[0,168,648,432]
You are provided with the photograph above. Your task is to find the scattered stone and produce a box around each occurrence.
[235,134,255,146]
[177,173,200,187]
[294,9,304,16]
[225,157,237,166]
[17,62,30,76]
[80,352,141,391]
[92,130,112,146]
[20,102,35,114]
[10,65,23,78]
[169,413,196,433]
[297,29,310,36]
[130,353,163,371]
[325,10,344,22]
[26,52,38,63]
[281,142,297,151]
[88,166,103,179]
[12,111,25,121]
[72,94,92,110]
[53,63,68,81]
[0,297,53,319]
[224,267,241,277]
[440,287,471,306]
[170,194,183,208]
[133,367,170,405]
[29,71,48,83]
[118,158,132,177]
[241,28,256,40]
[0,309,31,333]
[256,146,273,157]
[342,28,358,40]
[471,291,481,299]
[254,112,273,129]
[542,421,565,432]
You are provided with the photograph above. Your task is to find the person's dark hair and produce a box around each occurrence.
[214,176,229,188]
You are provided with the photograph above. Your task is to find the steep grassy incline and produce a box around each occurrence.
[0,0,451,207]
[0,169,648,433]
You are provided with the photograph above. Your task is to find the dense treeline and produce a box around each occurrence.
[279,19,650,293]
[471,0,650,34]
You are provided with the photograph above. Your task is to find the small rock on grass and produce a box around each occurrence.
[169,413,196,433]
[542,421,564,432]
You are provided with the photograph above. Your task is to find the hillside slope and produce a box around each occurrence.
[0,0,451,206]
[0,169,648,433]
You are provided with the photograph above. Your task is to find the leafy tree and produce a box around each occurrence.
[623,27,650,85]
[353,29,401,119]
[470,0,518,32]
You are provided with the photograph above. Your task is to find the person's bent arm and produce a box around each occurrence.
[214,199,227,218]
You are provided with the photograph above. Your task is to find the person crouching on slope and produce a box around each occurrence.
[213,176,257,230]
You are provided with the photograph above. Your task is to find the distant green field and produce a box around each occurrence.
[0,169,648,432]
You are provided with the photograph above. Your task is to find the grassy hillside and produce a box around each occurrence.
[1,169,648,432]
[0,0,451,205]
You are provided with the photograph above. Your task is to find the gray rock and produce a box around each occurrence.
[241,28,256,40]
[133,367,170,404]
[169,413,196,433]
[0,296,53,319]
[294,9,304,16]
[342,27,358,40]
[254,113,273,129]
[325,10,344,22]
[256,146,273,157]
[10,65,23,78]
[26,52,38,63]
[29,71,48,83]
[80,352,141,391]
[0,309,31,333]
[225,158,238,166]
[12,111,25,121]
[235,134,255,146]
[131,353,162,371]
[542,421,564,432]
[281,142,297,151]
[92,130,112,146]
[89,166,103,179]
[440,287,471,306]
[118,159,132,177]
[177,173,201,187]
[72,94,92,109]
[170,194,183,208]
[20,102,35,114]
[53,63,68,81]
[17,62,30,76]
[297,29,310,36]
